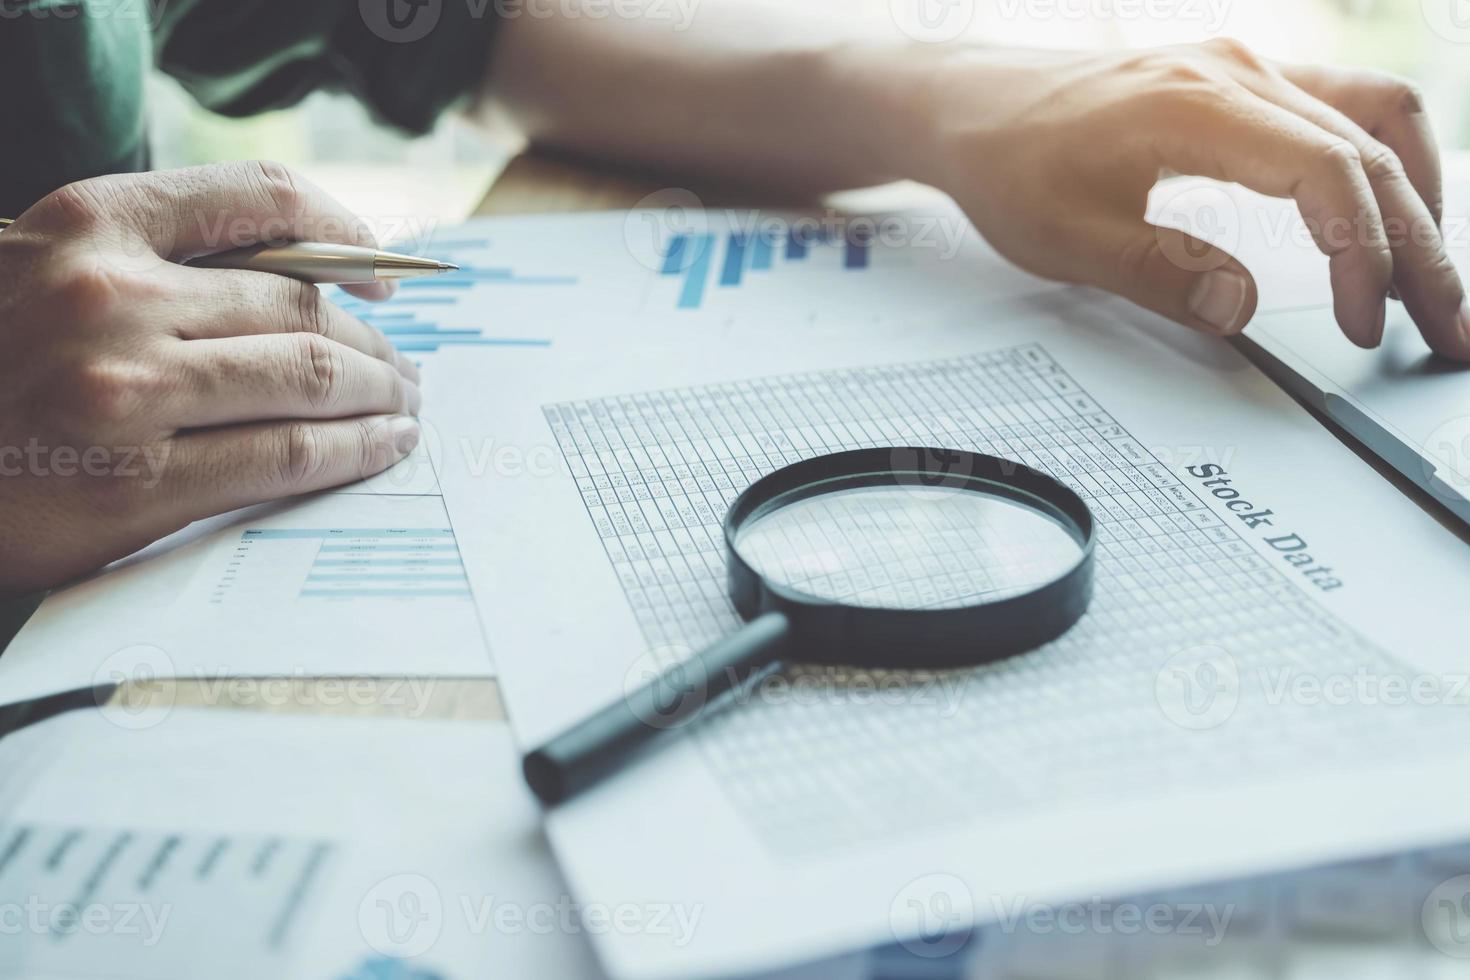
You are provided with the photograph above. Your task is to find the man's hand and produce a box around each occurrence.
[917,39,1468,356]
[0,162,422,596]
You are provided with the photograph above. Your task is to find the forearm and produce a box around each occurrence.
[473,0,942,191]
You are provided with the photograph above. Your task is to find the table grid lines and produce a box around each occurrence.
[545,345,1428,855]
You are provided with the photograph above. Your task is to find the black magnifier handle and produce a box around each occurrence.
[523,612,792,806]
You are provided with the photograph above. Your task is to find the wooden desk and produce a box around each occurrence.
[45,149,1470,718]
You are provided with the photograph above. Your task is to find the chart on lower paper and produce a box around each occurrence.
[660,227,873,310]
[211,525,471,603]
[332,235,577,353]
[0,821,333,979]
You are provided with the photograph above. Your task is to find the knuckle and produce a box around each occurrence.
[351,418,385,476]
[1320,139,1364,176]
[292,333,340,411]
[252,160,306,218]
[1384,76,1427,116]
[286,280,330,337]
[277,423,328,489]
[37,178,119,234]
[1202,36,1261,70]
[70,358,155,428]
[1358,141,1405,184]
[1134,53,1217,88]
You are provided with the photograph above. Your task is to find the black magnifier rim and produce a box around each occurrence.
[723,448,1096,669]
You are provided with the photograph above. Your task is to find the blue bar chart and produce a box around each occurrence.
[662,227,873,310]
[333,237,576,353]
[220,528,472,601]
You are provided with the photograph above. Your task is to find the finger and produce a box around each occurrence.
[1276,64,1443,226]
[1242,72,1470,359]
[65,161,386,261]
[164,415,422,520]
[158,265,420,382]
[1152,87,1391,347]
[171,334,421,429]
[1069,211,1258,336]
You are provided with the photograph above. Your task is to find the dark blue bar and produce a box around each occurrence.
[844,236,871,270]
[661,235,688,275]
[720,234,748,287]
[785,229,809,261]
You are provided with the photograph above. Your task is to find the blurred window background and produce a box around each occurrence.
[146,0,1470,222]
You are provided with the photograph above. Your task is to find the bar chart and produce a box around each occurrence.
[661,227,873,310]
[213,527,472,603]
[332,237,576,353]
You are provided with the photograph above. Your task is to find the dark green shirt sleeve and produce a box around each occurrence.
[1,0,497,218]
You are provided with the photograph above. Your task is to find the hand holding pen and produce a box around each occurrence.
[0,162,454,596]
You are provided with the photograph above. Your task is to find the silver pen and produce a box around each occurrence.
[0,219,457,284]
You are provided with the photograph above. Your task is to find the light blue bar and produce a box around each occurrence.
[751,234,774,270]
[313,558,462,567]
[245,529,454,540]
[305,574,468,583]
[381,327,482,337]
[318,543,458,552]
[301,589,471,598]
[678,235,715,310]
[393,338,551,351]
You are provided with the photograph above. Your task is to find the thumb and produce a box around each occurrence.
[1079,216,1259,337]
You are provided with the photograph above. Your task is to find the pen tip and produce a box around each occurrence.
[440,262,460,272]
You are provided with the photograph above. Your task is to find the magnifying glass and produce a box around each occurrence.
[523,447,1096,805]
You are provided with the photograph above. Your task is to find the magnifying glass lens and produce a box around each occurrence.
[734,484,1086,609]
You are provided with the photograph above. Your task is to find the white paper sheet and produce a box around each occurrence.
[429,242,1470,979]
[0,489,492,706]
[0,707,607,979]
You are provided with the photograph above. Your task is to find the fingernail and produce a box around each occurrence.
[1458,298,1470,347]
[387,415,421,455]
[396,352,421,384]
[1370,301,1386,347]
[1188,270,1249,335]
[404,380,422,417]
